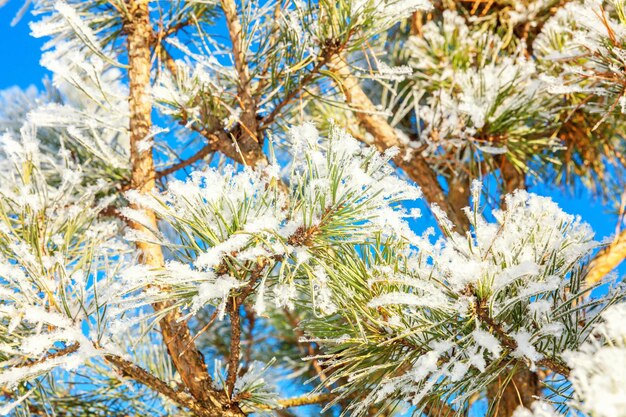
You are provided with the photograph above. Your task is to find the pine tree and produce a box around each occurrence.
[0,1,624,417]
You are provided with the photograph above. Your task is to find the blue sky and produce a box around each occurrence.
[0,2,47,89]
[0,1,621,247]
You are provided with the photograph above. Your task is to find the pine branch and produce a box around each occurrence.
[104,354,204,415]
[275,393,338,408]
[493,158,533,417]
[327,56,470,232]
[123,3,242,416]
[220,0,262,157]
[251,393,339,411]
[15,343,80,368]
[476,301,571,378]
[499,157,526,196]
[10,344,205,416]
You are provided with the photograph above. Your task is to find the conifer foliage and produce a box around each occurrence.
[0,0,625,416]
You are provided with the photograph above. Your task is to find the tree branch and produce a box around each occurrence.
[226,299,242,398]
[476,301,571,378]
[327,56,470,233]
[252,393,338,411]
[157,142,215,179]
[220,0,263,163]
[104,354,205,415]
[585,228,626,284]
[124,3,242,416]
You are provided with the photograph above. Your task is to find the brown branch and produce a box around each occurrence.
[220,0,262,158]
[476,301,570,378]
[15,343,79,368]
[253,393,338,411]
[240,303,256,376]
[585,228,626,284]
[499,156,526,196]
[276,393,338,408]
[124,3,242,416]
[157,142,215,178]
[326,56,470,233]
[224,259,270,399]
[10,342,207,416]
[226,298,242,398]
[447,173,471,218]
[104,354,206,414]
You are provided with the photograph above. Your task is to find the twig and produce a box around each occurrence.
[327,55,470,233]
[253,393,339,410]
[220,0,261,148]
[157,142,215,178]
[226,299,242,397]
[476,301,571,377]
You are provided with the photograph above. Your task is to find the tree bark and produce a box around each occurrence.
[124,2,243,416]
[219,0,267,167]
[500,157,525,196]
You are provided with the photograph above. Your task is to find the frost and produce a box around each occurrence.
[473,329,502,358]
[511,331,543,365]
[374,62,413,81]
[352,0,432,24]
[565,303,626,417]
[193,276,245,318]
[405,10,558,156]
[512,402,560,417]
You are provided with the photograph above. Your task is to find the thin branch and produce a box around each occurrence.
[476,301,571,378]
[226,299,242,398]
[104,354,204,414]
[10,343,207,416]
[220,0,261,151]
[157,142,215,178]
[327,56,470,232]
[15,343,79,368]
[253,393,338,410]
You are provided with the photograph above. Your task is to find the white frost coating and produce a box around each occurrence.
[512,402,560,417]
[472,329,502,358]
[565,303,626,417]
[352,183,602,412]
[368,292,445,309]
[374,62,413,81]
[511,331,543,365]
[352,0,432,23]
[0,388,36,416]
[132,124,421,317]
[405,9,558,156]
[193,276,245,318]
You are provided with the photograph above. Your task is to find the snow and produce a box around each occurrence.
[565,303,626,417]
[472,329,502,359]
[511,331,543,366]
[512,402,560,417]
